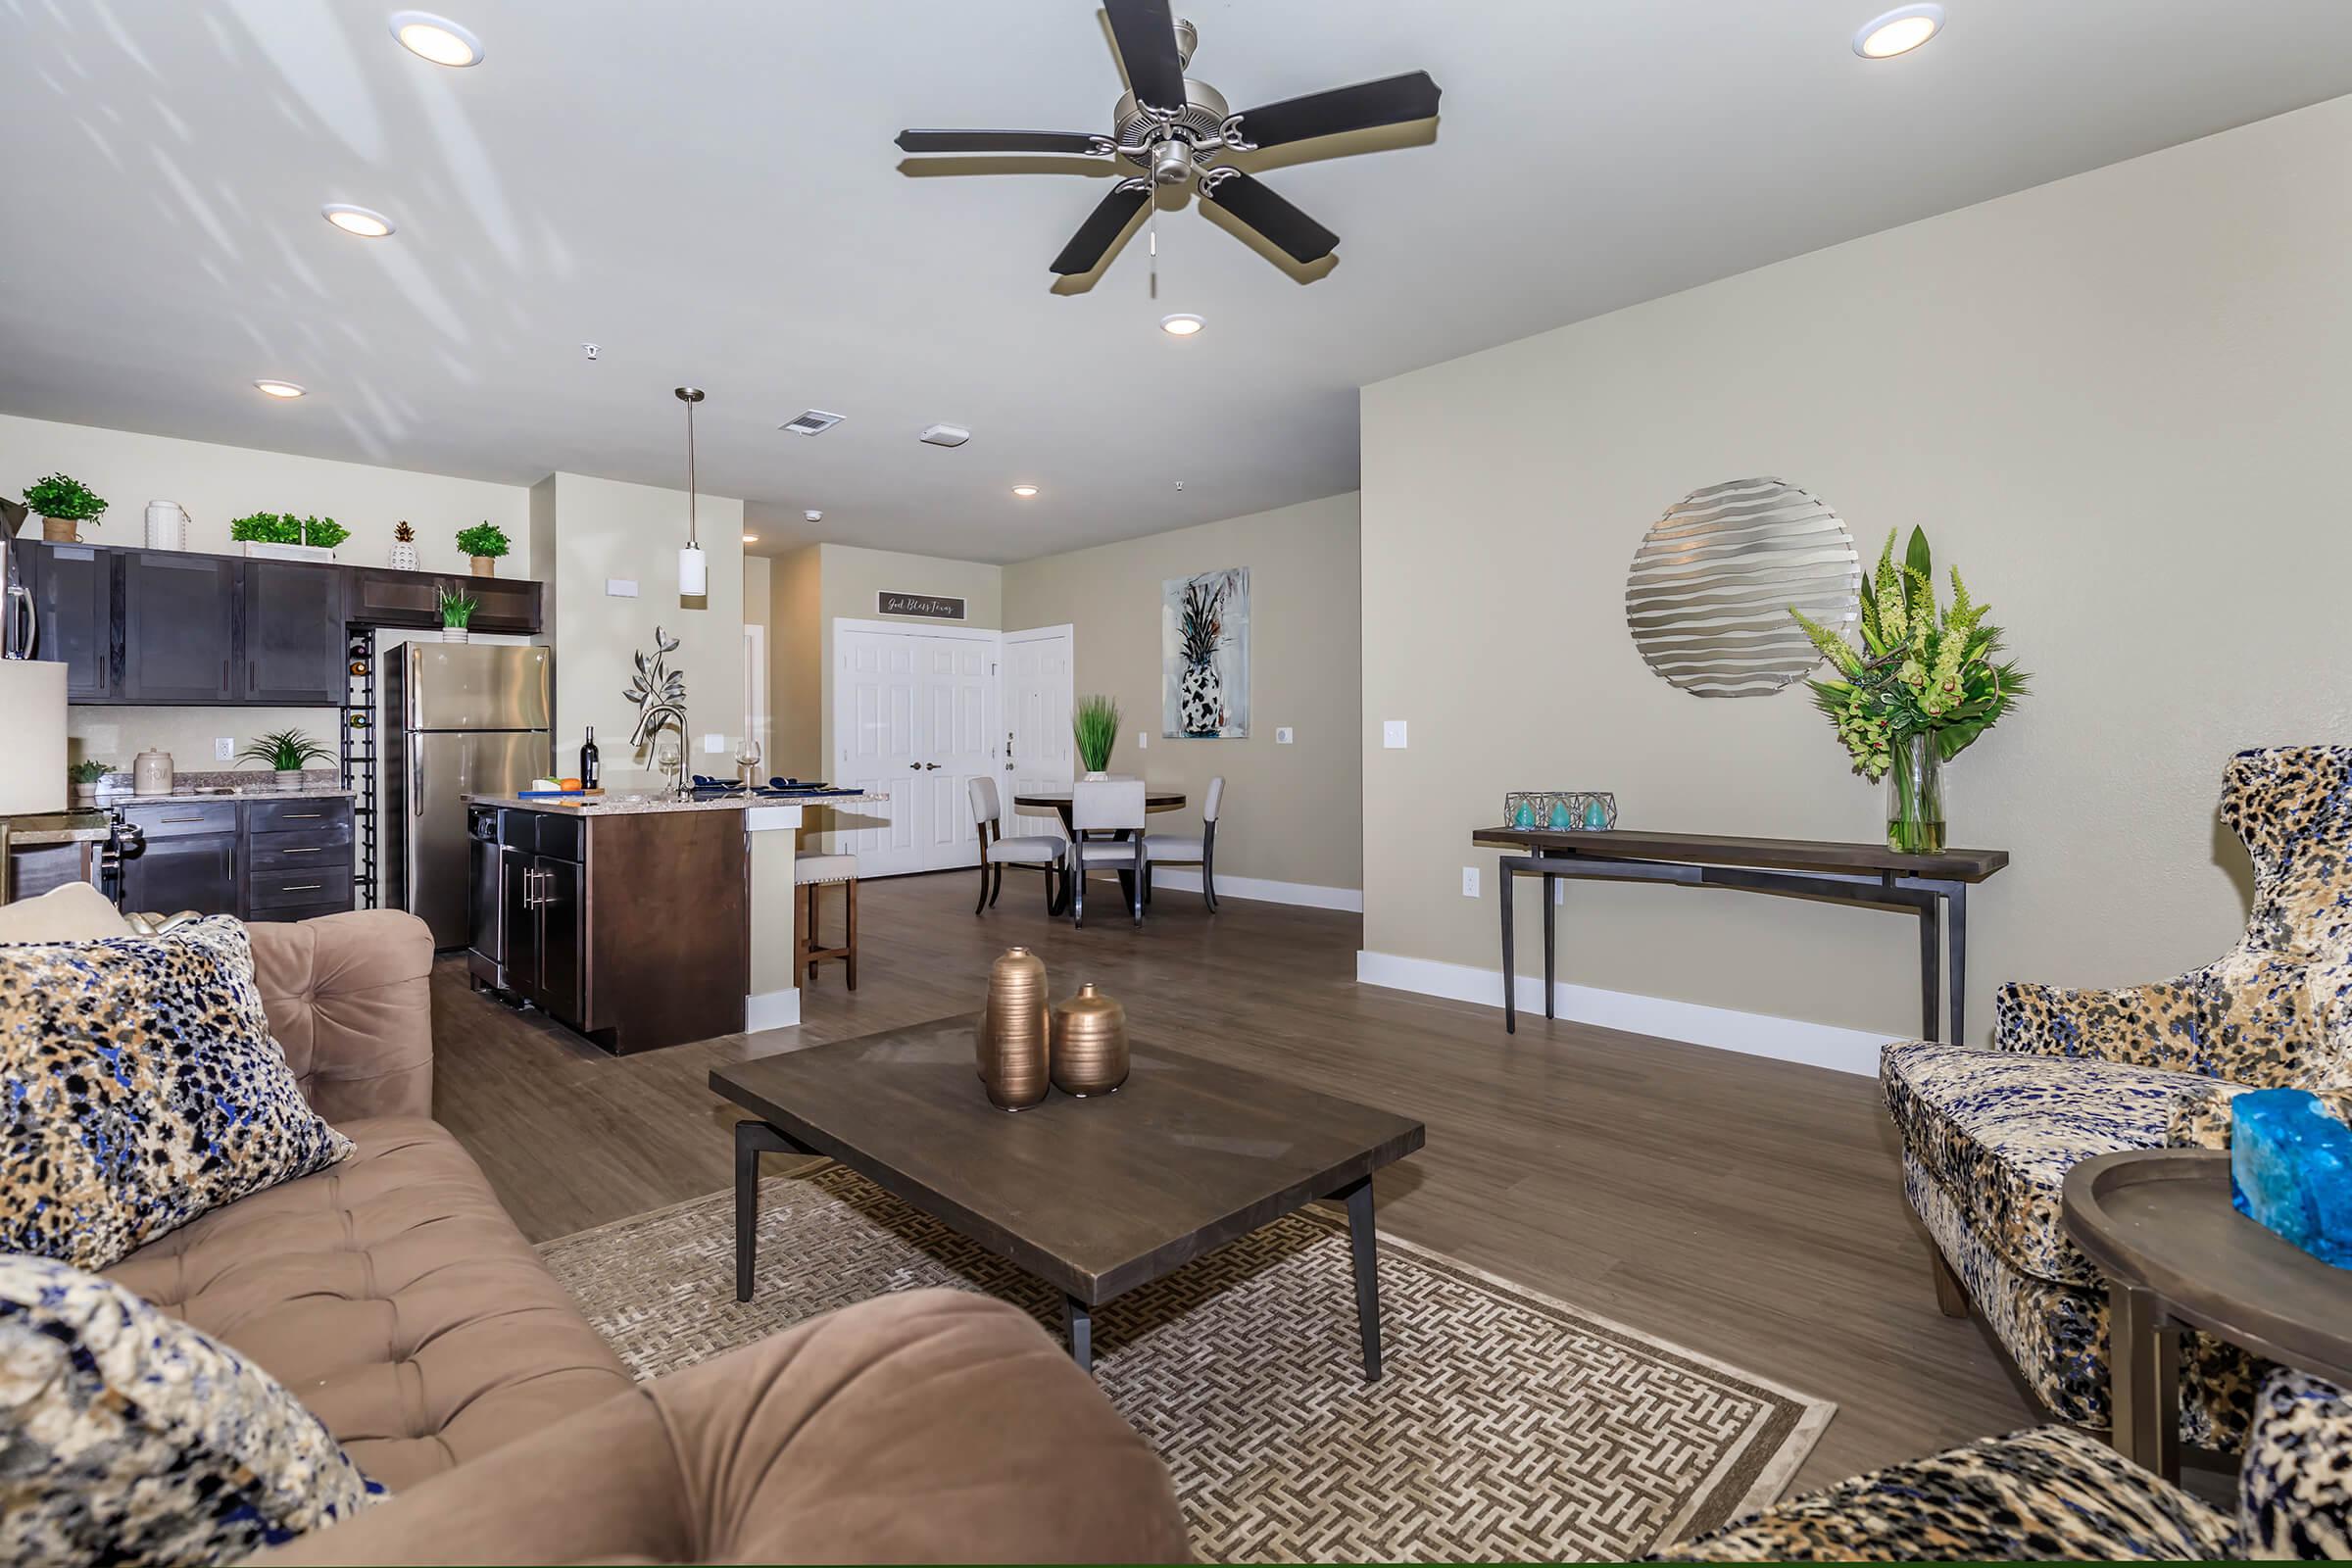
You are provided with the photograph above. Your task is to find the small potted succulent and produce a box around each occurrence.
[68,759,110,807]
[229,512,350,562]
[389,519,418,570]
[456,521,509,578]
[24,473,106,543]
[238,728,334,792]
[437,585,477,643]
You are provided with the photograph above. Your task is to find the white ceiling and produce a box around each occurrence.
[5,2,2349,564]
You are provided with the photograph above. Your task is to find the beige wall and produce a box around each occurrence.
[743,556,771,765]
[545,472,745,787]
[0,413,529,573]
[1360,95,2352,1054]
[769,546,823,780]
[811,542,1004,775]
[66,709,345,774]
[1004,492,1364,893]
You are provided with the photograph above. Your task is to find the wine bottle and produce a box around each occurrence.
[580,725,600,790]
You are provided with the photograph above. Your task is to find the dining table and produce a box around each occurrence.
[1012,787,1187,915]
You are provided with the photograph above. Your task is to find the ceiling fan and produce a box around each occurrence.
[895,0,1442,276]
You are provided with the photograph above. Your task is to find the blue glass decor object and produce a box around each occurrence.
[1584,797,1610,830]
[2231,1088,2352,1268]
[1547,796,1574,830]
[1512,796,1537,829]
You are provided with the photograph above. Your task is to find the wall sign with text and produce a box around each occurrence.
[879,592,966,620]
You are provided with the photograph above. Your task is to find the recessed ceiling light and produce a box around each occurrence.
[253,379,307,399]
[1853,3,1943,58]
[321,203,394,238]
[388,11,484,67]
[1010,485,1040,499]
[743,533,759,544]
[1160,313,1206,337]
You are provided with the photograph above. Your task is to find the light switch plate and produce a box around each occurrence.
[703,733,725,754]
[606,578,639,598]
[1275,726,1295,745]
[215,737,235,760]
[1383,720,1408,750]
[1137,732,1149,750]
[1461,866,1480,897]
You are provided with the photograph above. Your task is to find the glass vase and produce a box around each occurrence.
[1886,734,1946,855]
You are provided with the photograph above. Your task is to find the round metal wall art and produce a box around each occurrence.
[1625,477,1861,698]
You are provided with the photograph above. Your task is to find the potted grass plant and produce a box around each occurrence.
[24,473,106,543]
[1073,694,1120,781]
[456,521,509,578]
[68,759,109,807]
[238,728,334,792]
[437,585,477,643]
[228,512,350,562]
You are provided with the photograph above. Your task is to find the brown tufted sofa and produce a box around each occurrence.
[88,909,1186,1564]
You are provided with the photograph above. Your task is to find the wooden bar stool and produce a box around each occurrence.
[794,851,858,990]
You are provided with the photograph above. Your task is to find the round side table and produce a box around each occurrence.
[2061,1147,2352,1482]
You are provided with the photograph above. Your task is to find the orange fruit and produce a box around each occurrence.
[559,776,582,791]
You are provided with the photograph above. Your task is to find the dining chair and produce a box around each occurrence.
[1142,776,1223,911]
[967,776,1066,915]
[1067,778,1147,928]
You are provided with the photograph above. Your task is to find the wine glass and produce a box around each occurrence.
[734,737,763,791]
[653,732,684,797]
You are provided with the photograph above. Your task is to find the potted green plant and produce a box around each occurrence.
[1790,527,2031,855]
[228,512,348,562]
[456,521,509,578]
[438,585,478,644]
[24,473,106,543]
[1072,694,1121,781]
[237,728,334,792]
[68,759,110,808]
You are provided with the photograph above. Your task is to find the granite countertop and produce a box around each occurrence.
[0,810,113,846]
[466,789,884,816]
[95,768,354,803]
[107,783,359,803]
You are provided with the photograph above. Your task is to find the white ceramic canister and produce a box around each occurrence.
[131,749,174,797]
[144,501,189,551]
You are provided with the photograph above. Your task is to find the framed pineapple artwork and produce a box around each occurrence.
[1161,566,1249,739]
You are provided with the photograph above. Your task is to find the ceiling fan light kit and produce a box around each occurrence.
[895,1,1440,278]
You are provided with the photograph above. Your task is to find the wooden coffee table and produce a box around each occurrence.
[711,1016,1426,1379]
[2062,1148,2352,1482]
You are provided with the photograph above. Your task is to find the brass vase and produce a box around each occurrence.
[977,946,1050,1110]
[1051,982,1129,1098]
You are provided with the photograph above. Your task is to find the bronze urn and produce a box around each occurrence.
[1051,982,1129,1097]
[977,947,1051,1110]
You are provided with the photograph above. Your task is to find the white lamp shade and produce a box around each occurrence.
[678,543,707,597]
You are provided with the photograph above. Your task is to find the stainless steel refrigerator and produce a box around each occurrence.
[386,643,552,949]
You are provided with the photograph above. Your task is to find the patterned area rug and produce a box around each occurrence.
[539,1164,1833,1562]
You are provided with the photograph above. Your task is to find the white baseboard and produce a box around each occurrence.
[745,988,802,1031]
[1353,949,1886,1077]
[1133,867,1364,913]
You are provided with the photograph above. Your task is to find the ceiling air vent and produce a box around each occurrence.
[780,410,845,436]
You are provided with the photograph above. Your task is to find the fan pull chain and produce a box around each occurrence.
[1148,196,1159,300]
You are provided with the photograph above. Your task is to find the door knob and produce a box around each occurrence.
[923,761,941,770]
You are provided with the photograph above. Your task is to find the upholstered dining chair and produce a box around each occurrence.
[1067,778,1147,929]
[1881,745,2352,1452]
[1143,775,1224,911]
[967,776,1067,915]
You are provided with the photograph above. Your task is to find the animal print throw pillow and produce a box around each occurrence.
[0,916,353,1270]
[2240,1369,2352,1560]
[0,1254,384,1566]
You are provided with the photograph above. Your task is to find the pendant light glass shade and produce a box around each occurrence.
[678,543,708,597]
[675,385,707,597]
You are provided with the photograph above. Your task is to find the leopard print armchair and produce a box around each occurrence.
[1881,746,2352,1453]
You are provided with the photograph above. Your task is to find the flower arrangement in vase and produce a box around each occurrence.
[1790,527,2029,855]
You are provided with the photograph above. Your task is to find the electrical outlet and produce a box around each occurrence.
[215,737,235,760]
[1461,866,1480,898]
[1383,720,1408,750]
[1275,726,1294,745]
[1137,732,1149,750]
[703,733,725,755]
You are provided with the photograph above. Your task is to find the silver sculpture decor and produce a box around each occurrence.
[1626,477,1860,698]
[623,625,688,790]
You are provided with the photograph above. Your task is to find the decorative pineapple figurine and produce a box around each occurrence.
[388,519,418,571]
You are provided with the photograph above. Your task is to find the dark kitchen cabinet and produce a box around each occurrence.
[500,843,582,1022]
[26,542,111,700]
[241,560,348,704]
[119,830,241,918]
[121,551,237,703]
[351,567,541,634]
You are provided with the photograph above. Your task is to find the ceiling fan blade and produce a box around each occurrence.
[1226,71,1442,150]
[1202,172,1339,265]
[895,128,1108,155]
[1105,0,1187,110]
[1051,183,1151,274]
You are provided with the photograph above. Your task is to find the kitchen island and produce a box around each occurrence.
[462,790,883,1053]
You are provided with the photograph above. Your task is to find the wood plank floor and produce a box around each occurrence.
[431,869,2041,1492]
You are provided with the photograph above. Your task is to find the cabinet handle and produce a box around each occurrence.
[281,847,321,855]
[159,815,207,823]
[279,883,323,893]
[283,812,322,819]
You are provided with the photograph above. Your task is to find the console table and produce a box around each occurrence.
[1471,827,2009,1042]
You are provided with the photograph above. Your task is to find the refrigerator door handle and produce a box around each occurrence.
[413,744,425,818]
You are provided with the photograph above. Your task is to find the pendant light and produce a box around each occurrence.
[675,386,707,597]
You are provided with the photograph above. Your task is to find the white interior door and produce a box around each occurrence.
[916,636,995,871]
[1002,625,1074,826]
[833,622,1001,876]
